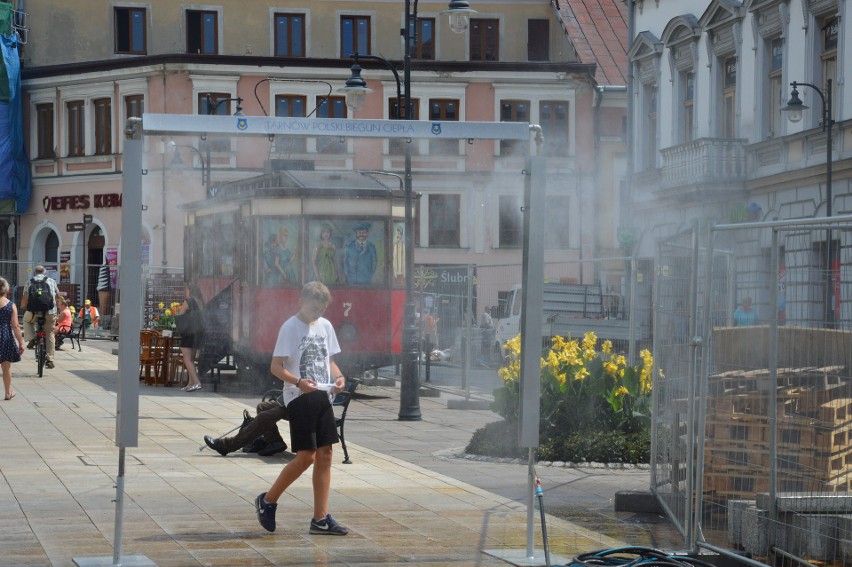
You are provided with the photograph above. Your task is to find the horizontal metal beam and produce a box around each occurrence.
[142,113,531,140]
[713,213,852,232]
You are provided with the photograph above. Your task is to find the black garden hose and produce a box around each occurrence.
[569,546,718,567]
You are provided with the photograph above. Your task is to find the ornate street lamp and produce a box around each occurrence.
[782,79,835,324]
[206,95,244,117]
[200,96,244,197]
[169,142,210,190]
[338,0,475,421]
[443,0,476,33]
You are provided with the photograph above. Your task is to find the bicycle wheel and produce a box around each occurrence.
[36,340,45,377]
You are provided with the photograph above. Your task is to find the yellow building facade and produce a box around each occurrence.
[14,0,625,313]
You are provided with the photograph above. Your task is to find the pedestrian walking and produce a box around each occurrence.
[254,281,349,535]
[0,277,24,400]
[175,283,205,392]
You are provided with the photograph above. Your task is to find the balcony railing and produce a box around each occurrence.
[659,137,747,190]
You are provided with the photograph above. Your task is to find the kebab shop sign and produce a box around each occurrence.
[43,192,122,212]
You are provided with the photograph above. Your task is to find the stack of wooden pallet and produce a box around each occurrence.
[703,367,852,500]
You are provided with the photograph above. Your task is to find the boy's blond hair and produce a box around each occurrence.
[301,281,332,304]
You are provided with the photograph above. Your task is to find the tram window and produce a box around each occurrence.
[196,214,239,278]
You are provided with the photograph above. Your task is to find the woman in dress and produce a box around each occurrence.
[0,277,24,400]
[312,223,338,284]
[178,283,205,392]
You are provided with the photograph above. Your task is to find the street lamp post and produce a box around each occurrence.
[782,80,834,324]
[204,96,244,196]
[339,0,475,421]
[169,142,210,193]
[168,97,245,196]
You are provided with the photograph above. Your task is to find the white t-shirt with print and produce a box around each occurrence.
[273,315,341,407]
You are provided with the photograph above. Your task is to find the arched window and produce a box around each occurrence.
[45,231,59,262]
[88,226,105,265]
[662,16,700,144]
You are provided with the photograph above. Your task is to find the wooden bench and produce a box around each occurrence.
[56,319,83,352]
[262,378,361,464]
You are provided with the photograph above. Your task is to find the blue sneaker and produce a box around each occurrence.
[309,513,349,535]
[255,492,277,532]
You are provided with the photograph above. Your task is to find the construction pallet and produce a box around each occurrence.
[700,365,852,500]
[706,447,852,473]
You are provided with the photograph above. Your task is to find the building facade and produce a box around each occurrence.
[628,0,850,252]
[12,0,627,316]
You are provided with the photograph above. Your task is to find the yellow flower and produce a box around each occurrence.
[158,302,164,309]
[581,331,597,352]
[601,340,612,354]
[504,335,522,357]
[639,349,654,394]
[613,385,629,397]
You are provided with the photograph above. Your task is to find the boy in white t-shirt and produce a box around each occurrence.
[254,281,349,536]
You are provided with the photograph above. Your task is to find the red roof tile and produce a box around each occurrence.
[554,0,628,85]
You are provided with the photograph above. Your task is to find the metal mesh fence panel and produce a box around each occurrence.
[651,229,696,544]
[408,259,653,399]
[693,217,852,566]
[653,219,852,562]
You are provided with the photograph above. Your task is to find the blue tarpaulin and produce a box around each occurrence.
[0,31,30,213]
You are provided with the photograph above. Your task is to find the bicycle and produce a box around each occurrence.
[34,315,47,377]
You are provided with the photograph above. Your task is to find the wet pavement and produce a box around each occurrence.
[49,337,686,565]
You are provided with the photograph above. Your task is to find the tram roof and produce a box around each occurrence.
[183,168,402,210]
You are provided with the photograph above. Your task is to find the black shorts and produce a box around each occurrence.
[287,390,339,452]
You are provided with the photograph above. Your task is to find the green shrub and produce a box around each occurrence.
[465,420,527,459]
[465,420,650,464]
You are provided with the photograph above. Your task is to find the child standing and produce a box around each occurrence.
[0,277,24,400]
[255,281,348,535]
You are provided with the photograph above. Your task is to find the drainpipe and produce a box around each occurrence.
[594,85,627,284]
[161,66,168,267]
[626,0,636,244]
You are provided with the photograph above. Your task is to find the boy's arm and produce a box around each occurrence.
[330,357,345,394]
[270,355,299,386]
[270,355,321,393]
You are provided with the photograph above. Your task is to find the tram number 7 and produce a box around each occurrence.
[343,302,352,317]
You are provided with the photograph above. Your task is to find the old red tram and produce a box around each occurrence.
[183,168,407,392]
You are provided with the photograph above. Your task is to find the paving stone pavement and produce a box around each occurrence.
[0,342,674,566]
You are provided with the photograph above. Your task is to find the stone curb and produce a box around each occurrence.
[433,447,652,470]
